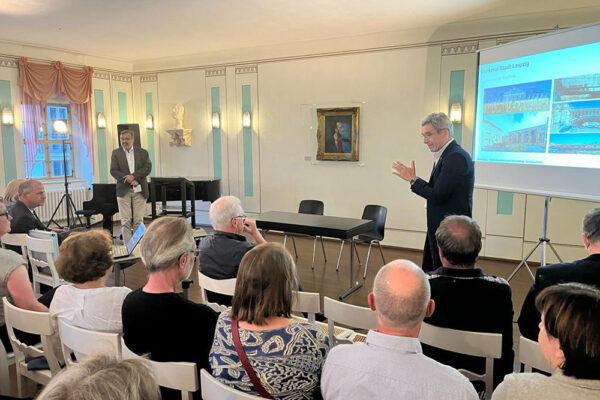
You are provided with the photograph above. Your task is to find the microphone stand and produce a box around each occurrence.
[47,139,83,229]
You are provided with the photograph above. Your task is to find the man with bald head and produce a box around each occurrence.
[321,260,478,400]
[197,195,265,304]
[9,180,50,234]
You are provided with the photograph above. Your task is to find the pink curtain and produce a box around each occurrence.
[18,57,94,176]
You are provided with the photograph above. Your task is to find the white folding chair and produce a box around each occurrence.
[518,335,554,374]
[0,337,16,396]
[121,339,199,400]
[292,291,320,323]
[26,234,62,295]
[323,296,377,346]
[0,233,29,262]
[3,297,62,397]
[418,322,502,400]
[200,369,263,400]
[197,271,236,305]
[57,319,122,367]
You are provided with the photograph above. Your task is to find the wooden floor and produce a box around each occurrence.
[114,231,538,320]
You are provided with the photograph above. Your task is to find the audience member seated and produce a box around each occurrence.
[518,206,600,340]
[424,215,513,389]
[197,195,265,305]
[9,179,53,234]
[210,243,329,400]
[492,283,600,399]
[0,200,49,351]
[3,178,25,212]
[50,230,131,335]
[122,216,218,400]
[36,353,160,400]
[321,259,478,400]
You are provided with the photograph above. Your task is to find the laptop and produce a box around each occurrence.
[112,223,146,259]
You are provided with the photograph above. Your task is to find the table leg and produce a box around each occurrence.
[339,238,362,300]
[114,264,121,286]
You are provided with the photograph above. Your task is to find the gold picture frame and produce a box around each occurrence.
[316,107,360,161]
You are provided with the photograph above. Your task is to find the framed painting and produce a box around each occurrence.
[316,107,359,161]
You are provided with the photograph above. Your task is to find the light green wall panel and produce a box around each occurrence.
[449,70,464,145]
[94,89,108,183]
[118,92,128,123]
[0,80,17,182]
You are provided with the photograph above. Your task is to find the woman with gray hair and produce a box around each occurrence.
[122,216,218,400]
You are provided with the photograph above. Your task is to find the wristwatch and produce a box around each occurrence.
[410,177,417,186]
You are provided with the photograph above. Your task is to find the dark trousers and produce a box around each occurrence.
[422,231,442,272]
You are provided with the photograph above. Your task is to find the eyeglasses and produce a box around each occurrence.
[232,214,247,223]
[0,212,9,218]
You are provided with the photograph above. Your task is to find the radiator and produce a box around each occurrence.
[37,186,91,223]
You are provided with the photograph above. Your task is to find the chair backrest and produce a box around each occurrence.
[323,296,376,346]
[0,233,29,258]
[361,205,387,240]
[58,319,122,367]
[518,336,554,374]
[121,339,199,399]
[2,297,62,378]
[298,200,324,216]
[197,271,236,305]
[291,291,320,323]
[200,369,263,400]
[419,322,502,400]
[26,234,61,290]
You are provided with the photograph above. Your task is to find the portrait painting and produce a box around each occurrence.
[316,107,360,161]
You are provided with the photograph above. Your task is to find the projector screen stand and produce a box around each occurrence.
[507,196,562,282]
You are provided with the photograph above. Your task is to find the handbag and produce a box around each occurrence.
[231,318,274,399]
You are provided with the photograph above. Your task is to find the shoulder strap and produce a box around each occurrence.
[231,319,274,399]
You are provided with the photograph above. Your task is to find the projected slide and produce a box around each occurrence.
[474,41,600,166]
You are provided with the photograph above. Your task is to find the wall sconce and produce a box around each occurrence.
[212,112,220,129]
[146,114,154,130]
[449,102,462,124]
[2,107,14,126]
[52,119,68,134]
[242,111,252,128]
[96,112,106,129]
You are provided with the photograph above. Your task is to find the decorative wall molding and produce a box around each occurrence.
[93,71,110,80]
[0,57,18,68]
[235,65,258,74]
[111,73,132,82]
[205,68,226,77]
[441,42,479,56]
[140,74,157,82]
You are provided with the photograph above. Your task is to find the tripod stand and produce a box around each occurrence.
[507,196,562,282]
[47,139,83,229]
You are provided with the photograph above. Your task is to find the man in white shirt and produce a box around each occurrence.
[110,130,152,242]
[321,259,479,400]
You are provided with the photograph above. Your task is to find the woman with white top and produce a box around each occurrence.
[50,230,131,333]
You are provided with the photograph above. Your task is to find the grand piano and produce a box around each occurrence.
[80,177,220,231]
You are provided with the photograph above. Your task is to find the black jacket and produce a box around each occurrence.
[518,253,600,340]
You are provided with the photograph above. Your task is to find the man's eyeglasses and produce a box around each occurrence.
[232,214,247,223]
[0,212,9,218]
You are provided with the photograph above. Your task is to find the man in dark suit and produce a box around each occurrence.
[392,112,474,271]
[424,215,513,390]
[9,180,54,234]
[518,206,600,340]
[110,129,152,243]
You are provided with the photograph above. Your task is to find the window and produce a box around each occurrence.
[24,103,74,179]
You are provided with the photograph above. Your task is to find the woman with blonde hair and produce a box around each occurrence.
[210,242,329,399]
[50,230,131,334]
[3,178,25,211]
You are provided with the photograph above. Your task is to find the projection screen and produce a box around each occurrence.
[473,22,600,202]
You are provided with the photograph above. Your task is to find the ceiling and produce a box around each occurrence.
[0,0,598,62]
